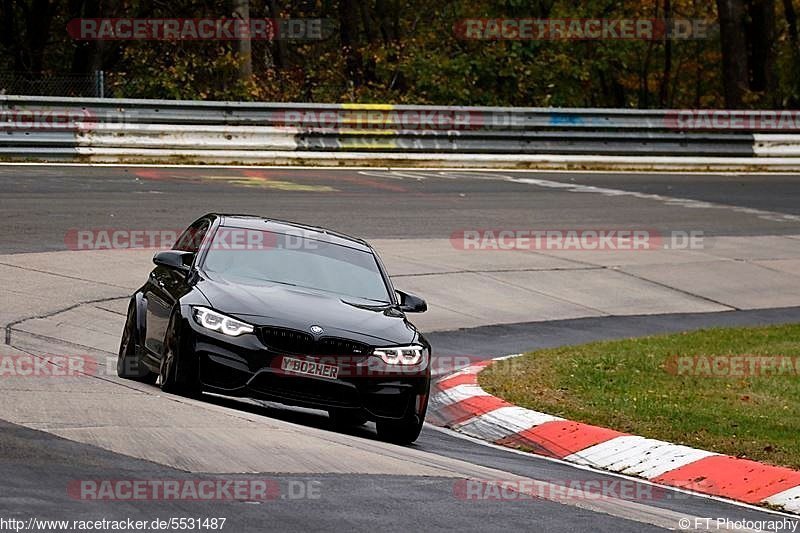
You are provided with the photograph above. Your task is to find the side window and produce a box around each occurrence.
[173,219,210,253]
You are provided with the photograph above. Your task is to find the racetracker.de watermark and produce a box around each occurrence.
[66,18,333,40]
[0,354,97,377]
[665,355,800,377]
[450,229,704,251]
[68,479,322,501]
[64,228,321,251]
[276,109,484,131]
[3,353,474,380]
[0,108,96,130]
[273,354,473,378]
[454,18,712,40]
[452,479,707,502]
[666,110,800,130]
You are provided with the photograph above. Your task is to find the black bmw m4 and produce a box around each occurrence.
[118,214,431,443]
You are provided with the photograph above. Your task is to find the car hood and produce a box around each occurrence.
[195,273,418,346]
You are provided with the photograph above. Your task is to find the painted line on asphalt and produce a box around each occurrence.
[356,168,800,223]
[0,162,798,176]
[505,175,800,223]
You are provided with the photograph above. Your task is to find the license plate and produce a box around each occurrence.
[280,357,339,380]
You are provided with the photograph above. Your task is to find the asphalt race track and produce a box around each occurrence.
[2,164,800,532]
[3,167,800,254]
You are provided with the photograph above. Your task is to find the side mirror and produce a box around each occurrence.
[396,290,427,313]
[153,250,194,273]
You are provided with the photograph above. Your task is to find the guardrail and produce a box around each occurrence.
[1,94,799,168]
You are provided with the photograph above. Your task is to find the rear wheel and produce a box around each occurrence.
[159,312,201,397]
[117,301,157,384]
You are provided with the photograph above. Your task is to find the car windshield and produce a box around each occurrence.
[201,227,391,303]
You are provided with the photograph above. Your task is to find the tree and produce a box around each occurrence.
[717,0,749,107]
[232,0,252,80]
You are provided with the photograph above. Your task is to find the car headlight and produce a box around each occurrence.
[192,306,254,337]
[373,345,427,366]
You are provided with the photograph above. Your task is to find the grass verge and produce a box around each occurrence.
[479,324,800,469]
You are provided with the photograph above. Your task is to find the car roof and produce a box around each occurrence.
[212,214,372,252]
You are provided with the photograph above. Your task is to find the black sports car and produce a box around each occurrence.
[118,214,431,443]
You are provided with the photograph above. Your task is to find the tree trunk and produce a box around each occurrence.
[268,0,285,69]
[781,0,800,105]
[659,0,672,106]
[745,0,776,104]
[339,0,363,88]
[0,0,21,70]
[717,0,748,107]
[23,0,58,72]
[784,0,799,48]
[232,0,252,80]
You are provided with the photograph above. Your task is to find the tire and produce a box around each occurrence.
[117,301,157,384]
[159,311,201,397]
[376,413,424,444]
[328,408,368,429]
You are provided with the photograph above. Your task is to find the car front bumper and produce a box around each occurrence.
[185,319,430,422]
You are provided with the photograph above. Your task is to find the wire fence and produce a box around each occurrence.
[0,72,105,98]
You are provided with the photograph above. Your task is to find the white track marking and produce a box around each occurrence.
[427,424,800,522]
[361,169,800,224]
[429,384,490,410]
[502,176,800,223]
[0,162,797,176]
[564,436,719,479]
[453,406,562,440]
[764,487,800,513]
[357,170,434,180]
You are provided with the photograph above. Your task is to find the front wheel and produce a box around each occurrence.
[376,414,424,444]
[159,311,201,397]
[117,301,156,384]
[328,408,368,429]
